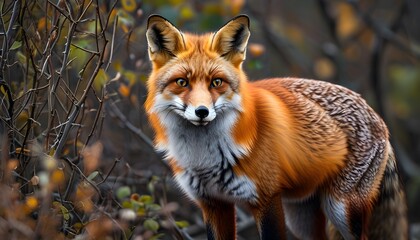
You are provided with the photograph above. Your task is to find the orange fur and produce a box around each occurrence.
[145,15,407,240]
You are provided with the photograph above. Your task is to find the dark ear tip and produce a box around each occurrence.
[231,14,250,28]
[147,14,169,29]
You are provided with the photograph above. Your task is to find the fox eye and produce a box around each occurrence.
[211,78,223,88]
[175,78,188,87]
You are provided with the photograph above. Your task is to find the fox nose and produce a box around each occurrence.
[195,105,209,119]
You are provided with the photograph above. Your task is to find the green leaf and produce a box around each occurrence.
[87,171,99,181]
[60,205,70,221]
[16,51,27,64]
[93,68,109,91]
[10,41,22,50]
[53,201,70,221]
[139,195,153,204]
[149,233,165,240]
[175,220,190,229]
[146,203,161,212]
[117,9,135,27]
[116,186,131,200]
[143,219,159,231]
[130,199,144,211]
[122,200,132,209]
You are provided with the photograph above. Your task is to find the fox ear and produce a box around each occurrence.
[146,15,185,67]
[211,15,250,66]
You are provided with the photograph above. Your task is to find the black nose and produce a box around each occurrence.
[195,105,209,119]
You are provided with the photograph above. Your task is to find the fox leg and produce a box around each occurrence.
[249,194,286,240]
[322,195,370,240]
[198,199,236,240]
[282,195,327,240]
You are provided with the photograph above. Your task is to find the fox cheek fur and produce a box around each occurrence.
[145,14,248,128]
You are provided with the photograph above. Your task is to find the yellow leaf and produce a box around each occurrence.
[180,6,194,20]
[25,196,38,211]
[75,182,96,213]
[121,0,137,13]
[169,0,184,5]
[248,43,265,57]
[314,57,335,80]
[113,60,123,72]
[227,0,245,16]
[93,69,109,91]
[121,23,130,33]
[15,147,31,156]
[119,84,130,97]
[16,110,29,128]
[0,85,6,95]
[51,169,65,185]
[117,9,135,29]
[7,159,19,170]
[43,155,57,171]
[123,70,138,85]
[285,25,304,47]
[336,3,359,39]
[81,142,103,175]
[69,43,90,70]
[37,17,51,32]
[109,8,118,25]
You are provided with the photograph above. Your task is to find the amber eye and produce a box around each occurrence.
[175,78,188,87]
[211,78,223,88]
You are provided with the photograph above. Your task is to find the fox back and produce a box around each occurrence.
[145,15,408,240]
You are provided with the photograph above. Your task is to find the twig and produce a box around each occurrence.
[61,157,103,199]
[0,0,20,72]
[106,100,154,150]
[83,90,105,150]
[316,0,347,84]
[105,15,118,71]
[364,0,420,177]
[52,2,109,158]
[348,0,420,59]
[247,5,312,76]
[46,0,75,24]
[97,158,120,185]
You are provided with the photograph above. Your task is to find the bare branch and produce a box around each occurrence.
[349,0,420,59]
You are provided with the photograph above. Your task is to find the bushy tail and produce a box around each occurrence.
[368,148,408,239]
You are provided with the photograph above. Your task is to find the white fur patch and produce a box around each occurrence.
[151,90,258,202]
[322,196,353,239]
[176,169,258,202]
[184,104,216,125]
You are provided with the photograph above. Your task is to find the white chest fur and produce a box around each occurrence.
[158,109,258,203]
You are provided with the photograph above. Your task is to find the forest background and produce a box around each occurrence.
[1,0,419,239]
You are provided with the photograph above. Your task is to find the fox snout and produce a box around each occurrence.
[184,104,216,126]
[195,105,209,119]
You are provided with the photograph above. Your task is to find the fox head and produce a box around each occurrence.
[145,15,250,127]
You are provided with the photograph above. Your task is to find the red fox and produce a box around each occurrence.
[144,15,408,239]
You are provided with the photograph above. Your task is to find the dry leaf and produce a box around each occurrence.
[81,142,103,175]
[248,43,265,57]
[314,57,335,80]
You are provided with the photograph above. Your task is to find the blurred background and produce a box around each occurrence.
[1,0,419,239]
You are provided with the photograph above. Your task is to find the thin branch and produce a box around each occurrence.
[316,0,347,84]
[0,0,20,72]
[106,101,154,150]
[349,0,420,59]
[105,15,118,71]
[70,42,100,54]
[97,158,120,186]
[46,0,75,24]
[82,88,105,149]
[247,5,312,76]
[52,30,108,159]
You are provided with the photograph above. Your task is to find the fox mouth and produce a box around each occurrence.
[190,120,210,126]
